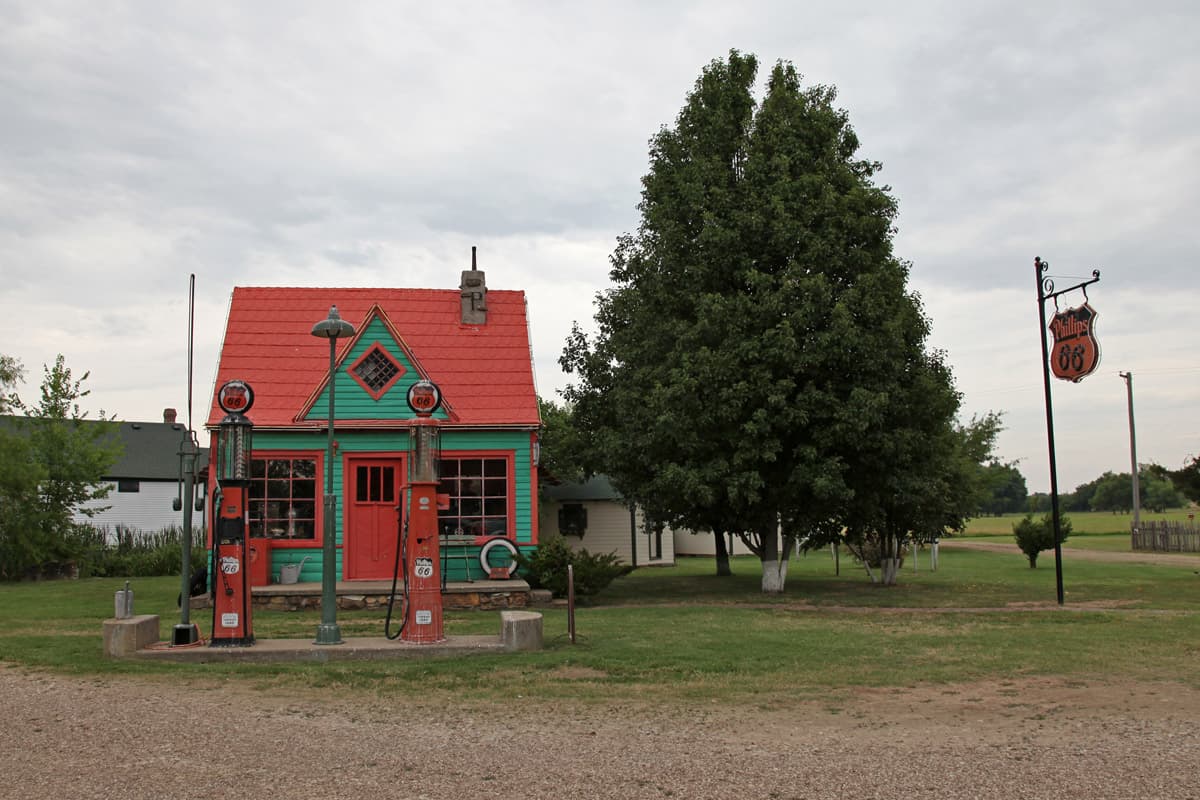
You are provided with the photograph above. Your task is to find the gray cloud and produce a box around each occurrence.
[1,0,1196,492]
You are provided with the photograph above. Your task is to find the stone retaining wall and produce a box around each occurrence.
[253,589,529,613]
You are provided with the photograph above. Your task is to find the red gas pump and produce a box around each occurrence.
[210,380,255,647]
[387,379,445,644]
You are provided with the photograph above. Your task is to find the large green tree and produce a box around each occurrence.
[0,355,21,413]
[1142,475,1184,513]
[1161,457,1200,506]
[562,52,979,591]
[979,461,1028,516]
[537,397,589,488]
[0,354,121,578]
[1088,469,1183,514]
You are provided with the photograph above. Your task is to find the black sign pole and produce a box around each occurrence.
[1035,257,1101,606]
[1035,258,1066,605]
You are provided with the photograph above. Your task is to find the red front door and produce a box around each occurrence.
[345,458,404,580]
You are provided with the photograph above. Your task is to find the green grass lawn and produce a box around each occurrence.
[962,510,1200,559]
[965,509,1197,536]
[1,546,1197,705]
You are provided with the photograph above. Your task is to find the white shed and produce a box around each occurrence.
[539,476,674,566]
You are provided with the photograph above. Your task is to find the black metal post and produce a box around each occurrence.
[1035,257,1101,606]
[315,333,343,645]
[174,273,201,646]
[567,563,576,644]
[628,506,638,568]
[311,305,354,645]
[1035,257,1066,606]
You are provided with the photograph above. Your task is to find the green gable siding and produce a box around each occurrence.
[305,317,449,422]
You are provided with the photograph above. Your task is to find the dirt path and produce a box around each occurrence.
[3,667,1198,799]
[942,538,1200,567]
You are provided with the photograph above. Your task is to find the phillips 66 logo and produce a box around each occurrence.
[414,557,434,579]
[1048,302,1101,383]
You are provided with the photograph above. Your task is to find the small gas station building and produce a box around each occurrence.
[204,266,541,585]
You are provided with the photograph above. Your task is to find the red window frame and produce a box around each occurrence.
[245,450,324,548]
[347,342,406,401]
[436,450,516,541]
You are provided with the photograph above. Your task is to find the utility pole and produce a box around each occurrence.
[1119,371,1139,532]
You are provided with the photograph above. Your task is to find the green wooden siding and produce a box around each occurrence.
[269,546,330,584]
[250,428,534,582]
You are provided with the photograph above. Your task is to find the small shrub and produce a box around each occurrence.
[72,524,206,578]
[1012,513,1072,568]
[515,534,633,598]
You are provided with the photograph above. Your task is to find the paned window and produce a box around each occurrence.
[350,345,404,398]
[117,479,140,493]
[354,464,396,503]
[437,457,508,538]
[248,457,317,539]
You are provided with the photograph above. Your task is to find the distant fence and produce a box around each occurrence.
[1131,521,1200,553]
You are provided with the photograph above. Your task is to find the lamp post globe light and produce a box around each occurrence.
[311,305,355,645]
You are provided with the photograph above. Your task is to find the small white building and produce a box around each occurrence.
[672,528,761,557]
[540,476,674,566]
[74,411,208,535]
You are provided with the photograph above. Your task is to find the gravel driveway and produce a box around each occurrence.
[3,667,1198,799]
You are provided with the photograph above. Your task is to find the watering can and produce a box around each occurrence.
[277,555,313,585]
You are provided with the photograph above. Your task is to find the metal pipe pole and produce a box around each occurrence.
[1035,258,1066,606]
[174,273,200,646]
[315,334,343,645]
[628,506,638,568]
[179,444,196,623]
[567,563,576,644]
[1120,372,1140,532]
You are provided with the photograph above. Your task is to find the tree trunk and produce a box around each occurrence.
[881,535,899,586]
[760,525,792,593]
[712,527,732,577]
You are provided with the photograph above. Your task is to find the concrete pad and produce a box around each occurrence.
[500,610,543,652]
[103,615,160,658]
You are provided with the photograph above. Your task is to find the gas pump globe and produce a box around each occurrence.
[401,379,445,644]
[211,380,255,647]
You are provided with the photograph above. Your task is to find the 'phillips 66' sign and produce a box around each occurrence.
[1048,302,1101,383]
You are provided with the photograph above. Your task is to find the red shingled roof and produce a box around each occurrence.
[207,287,539,429]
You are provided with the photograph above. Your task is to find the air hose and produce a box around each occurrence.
[384,494,409,640]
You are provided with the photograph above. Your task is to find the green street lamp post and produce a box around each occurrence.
[312,305,355,645]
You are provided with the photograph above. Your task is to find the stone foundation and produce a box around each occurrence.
[250,579,530,613]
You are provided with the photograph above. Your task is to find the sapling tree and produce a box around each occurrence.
[0,354,121,578]
[1012,514,1072,568]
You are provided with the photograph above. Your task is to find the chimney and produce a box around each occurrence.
[163,408,178,424]
[460,245,488,325]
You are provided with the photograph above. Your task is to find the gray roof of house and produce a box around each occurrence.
[105,421,208,481]
[0,416,208,481]
[542,474,625,502]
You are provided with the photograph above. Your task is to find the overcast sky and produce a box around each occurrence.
[1,1,1197,495]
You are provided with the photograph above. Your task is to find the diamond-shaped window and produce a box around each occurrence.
[349,345,405,400]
